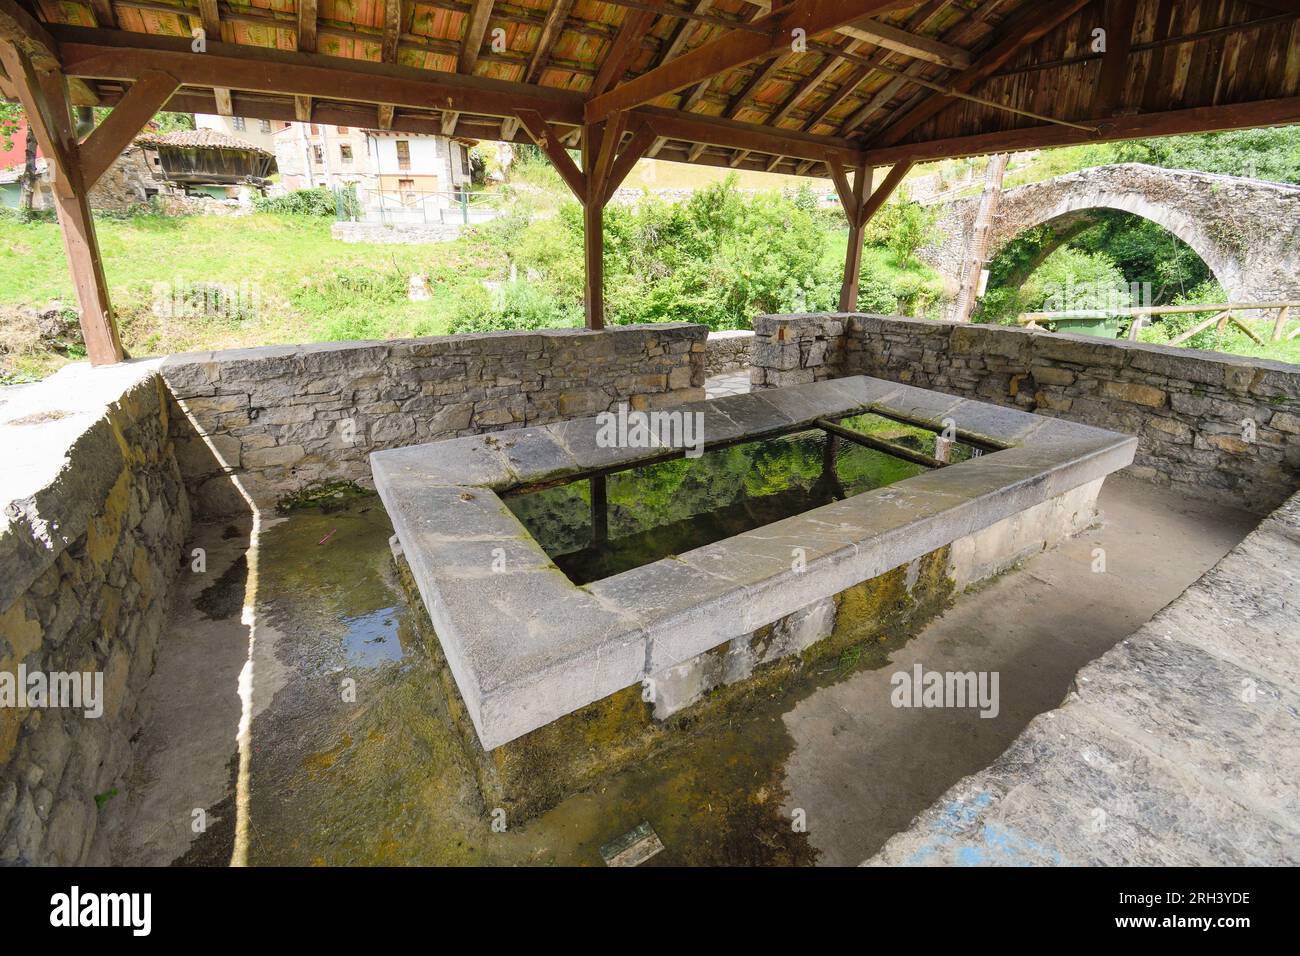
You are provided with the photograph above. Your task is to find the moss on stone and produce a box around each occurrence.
[395,542,957,822]
[275,480,370,514]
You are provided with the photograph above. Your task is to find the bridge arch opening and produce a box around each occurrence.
[974,207,1221,328]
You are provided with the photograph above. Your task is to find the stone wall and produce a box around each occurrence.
[331,221,465,244]
[704,329,753,375]
[0,362,191,865]
[751,313,1300,512]
[162,324,707,514]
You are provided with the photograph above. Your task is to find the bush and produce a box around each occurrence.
[254,188,337,216]
[447,279,579,334]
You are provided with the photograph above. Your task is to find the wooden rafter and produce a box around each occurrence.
[459,0,495,75]
[297,0,317,53]
[382,0,402,63]
[837,16,969,69]
[1094,0,1137,117]
[523,0,573,83]
[590,6,656,97]
[585,0,910,124]
[873,0,1093,147]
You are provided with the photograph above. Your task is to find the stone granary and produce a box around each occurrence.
[1,0,1299,867]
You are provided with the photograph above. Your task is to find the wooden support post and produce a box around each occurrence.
[1271,305,1290,342]
[833,159,912,312]
[516,109,652,330]
[832,160,871,312]
[0,41,123,364]
[582,121,609,330]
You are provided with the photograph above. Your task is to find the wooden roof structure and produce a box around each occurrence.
[2,0,1300,362]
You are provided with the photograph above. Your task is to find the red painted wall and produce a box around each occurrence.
[0,117,41,170]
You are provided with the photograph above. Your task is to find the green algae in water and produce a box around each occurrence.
[503,427,928,585]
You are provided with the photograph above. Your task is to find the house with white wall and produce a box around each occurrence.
[271,122,473,221]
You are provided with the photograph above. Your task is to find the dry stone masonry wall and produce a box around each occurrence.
[751,313,1300,512]
[921,164,1300,312]
[162,324,707,514]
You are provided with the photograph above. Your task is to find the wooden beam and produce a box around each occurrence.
[197,0,221,37]
[523,0,573,83]
[590,7,656,96]
[214,86,233,115]
[294,94,311,122]
[874,0,1093,147]
[515,108,586,203]
[459,0,495,75]
[837,17,970,69]
[585,0,909,124]
[588,112,627,200]
[80,69,178,187]
[841,60,928,134]
[858,160,911,225]
[1093,0,1137,117]
[382,0,402,63]
[0,43,123,365]
[659,0,713,64]
[838,163,870,311]
[602,121,656,202]
[637,105,864,165]
[89,0,119,30]
[441,110,458,134]
[57,27,587,125]
[863,95,1300,166]
[0,0,61,69]
[297,0,317,54]
[377,103,394,129]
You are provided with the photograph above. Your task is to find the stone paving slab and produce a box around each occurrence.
[866,489,1300,866]
[373,375,1136,750]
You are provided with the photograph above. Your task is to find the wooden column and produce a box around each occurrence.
[834,162,872,312]
[516,110,652,330]
[828,159,913,312]
[1,41,125,363]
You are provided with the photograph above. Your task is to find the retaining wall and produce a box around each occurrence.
[750,313,1300,512]
[0,362,191,865]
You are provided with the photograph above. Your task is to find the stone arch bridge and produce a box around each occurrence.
[920,163,1300,316]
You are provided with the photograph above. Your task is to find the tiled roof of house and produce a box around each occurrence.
[135,129,273,156]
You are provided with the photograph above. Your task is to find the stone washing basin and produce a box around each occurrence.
[371,376,1137,750]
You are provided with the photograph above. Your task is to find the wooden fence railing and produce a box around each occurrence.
[1018,301,1300,344]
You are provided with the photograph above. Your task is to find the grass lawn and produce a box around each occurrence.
[0,212,501,379]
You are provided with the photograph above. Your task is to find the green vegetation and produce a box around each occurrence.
[0,174,943,381]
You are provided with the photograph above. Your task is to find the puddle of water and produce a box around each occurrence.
[504,427,926,585]
[340,607,404,667]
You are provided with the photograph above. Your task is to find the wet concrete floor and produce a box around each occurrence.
[107,475,1256,866]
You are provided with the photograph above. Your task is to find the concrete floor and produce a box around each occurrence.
[107,472,1257,865]
[780,473,1258,865]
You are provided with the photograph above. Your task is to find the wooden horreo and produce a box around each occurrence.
[2,0,1299,362]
